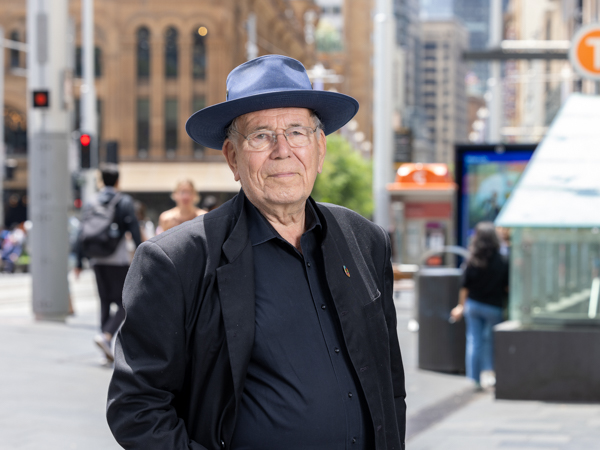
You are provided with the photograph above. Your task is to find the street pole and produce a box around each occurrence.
[487,0,503,143]
[0,27,5,230]
[81,0,98,204]
[246,12,258,61]
[373,0,394,230]
[27,0,71,320]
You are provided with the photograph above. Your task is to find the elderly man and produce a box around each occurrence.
[107,55,406,450]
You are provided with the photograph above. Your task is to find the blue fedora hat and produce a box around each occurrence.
[185,55,359,150]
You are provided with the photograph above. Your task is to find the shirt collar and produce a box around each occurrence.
[245,197,322,247]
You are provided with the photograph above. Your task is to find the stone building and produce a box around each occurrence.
[1,0,317,220]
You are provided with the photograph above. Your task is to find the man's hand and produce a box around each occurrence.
[73,267,82,280]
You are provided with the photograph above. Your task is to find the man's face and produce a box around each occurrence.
[222,108,326,212]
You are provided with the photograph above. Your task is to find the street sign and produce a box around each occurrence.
[569,23,600,81]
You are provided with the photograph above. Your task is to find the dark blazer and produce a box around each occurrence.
[107,191,406,450]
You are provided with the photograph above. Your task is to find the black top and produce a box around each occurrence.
[230,199,372,450]
[462,251,509,307]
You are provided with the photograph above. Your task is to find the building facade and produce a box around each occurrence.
[420,20,469,165]
[2,0,317,221]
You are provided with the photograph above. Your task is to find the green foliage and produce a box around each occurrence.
[312,133,373,218]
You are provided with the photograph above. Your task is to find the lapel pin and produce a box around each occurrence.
[343,265,351,277]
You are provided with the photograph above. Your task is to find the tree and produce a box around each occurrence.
[312,133,373,218]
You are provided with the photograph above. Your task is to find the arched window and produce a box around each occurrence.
[137,27,150,79]
[9,30,20,68]
[192,26,207,80]
[164,27,178,78]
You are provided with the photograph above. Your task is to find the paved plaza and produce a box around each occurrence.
[0,272,599,449]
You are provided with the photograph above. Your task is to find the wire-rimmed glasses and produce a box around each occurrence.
[231,126,319,151]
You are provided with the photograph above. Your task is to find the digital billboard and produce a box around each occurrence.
[455,145,537,248]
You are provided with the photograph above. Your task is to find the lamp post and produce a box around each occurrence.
[373,0,394,229]
[27,0,71,320]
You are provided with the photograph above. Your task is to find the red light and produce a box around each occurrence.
[74,199,82,209]
[32,90,49,107]
[80,134,91,146]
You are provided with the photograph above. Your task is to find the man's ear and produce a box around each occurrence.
[222,139,240,182]
[317,129,327,174]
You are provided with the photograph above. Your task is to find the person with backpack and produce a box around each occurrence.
[75,163,141,362]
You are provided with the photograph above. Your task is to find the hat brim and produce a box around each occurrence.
[185,90,359,150]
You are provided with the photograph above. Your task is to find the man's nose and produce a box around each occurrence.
[271,132,292,156]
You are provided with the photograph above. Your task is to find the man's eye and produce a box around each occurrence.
[289,129,306,136]
[253,133,269,140]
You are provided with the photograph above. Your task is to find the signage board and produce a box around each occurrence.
[569,23,600,81]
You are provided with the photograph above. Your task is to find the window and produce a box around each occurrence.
[137,99,150,158]
[165,99,178,156]
[137,27,151,79]
[9,30,20,68]
[192,28,207,80]
[192,97,206,158]
[424,42,437,50]
[75,47,102,78]
[165,27,179,78]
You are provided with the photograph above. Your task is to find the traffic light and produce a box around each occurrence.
[32,90,50,108]
[80,133,91,169]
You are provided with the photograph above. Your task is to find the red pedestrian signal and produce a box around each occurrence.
[32,90,50,108]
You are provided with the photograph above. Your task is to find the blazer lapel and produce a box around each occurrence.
[216,193,255,407]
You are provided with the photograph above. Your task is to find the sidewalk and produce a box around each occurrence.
[0,271,119,449]
[0,273,599,449]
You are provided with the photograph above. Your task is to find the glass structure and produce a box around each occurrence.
[496,94,600,327]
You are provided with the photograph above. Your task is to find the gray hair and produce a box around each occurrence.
[225,110,323,142]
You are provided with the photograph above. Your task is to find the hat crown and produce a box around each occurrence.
[226,55,312,101]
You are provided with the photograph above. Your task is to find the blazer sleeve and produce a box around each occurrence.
[106,241,208,450]
[381,229,407,449]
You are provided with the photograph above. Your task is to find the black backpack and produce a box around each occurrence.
[79,192,123,258]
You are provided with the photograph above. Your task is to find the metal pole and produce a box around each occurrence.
[0,27,5,230]
[81,0,98,205]
[487,0,503,143]
[27,0,71,320]
[246,13,258,61]
[373,0,394,229]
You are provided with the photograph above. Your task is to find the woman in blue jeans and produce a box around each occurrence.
[451,222,509,389]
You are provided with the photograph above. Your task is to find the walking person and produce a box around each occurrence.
[107,55,406,450]
[451,222,509,389]
[75,163,141,362]
[157,179,206,233]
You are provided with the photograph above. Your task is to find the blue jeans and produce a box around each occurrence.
[464,298,503,383]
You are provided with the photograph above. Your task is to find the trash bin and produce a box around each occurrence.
[417,246,469,373]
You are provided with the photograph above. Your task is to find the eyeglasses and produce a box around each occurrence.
[231,126,319,151]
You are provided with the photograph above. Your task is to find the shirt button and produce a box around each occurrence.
[334,347,340,353]
[352,437,357,444]
[321,304,326,310]
[348,392,353,398]
[307,261,311,267]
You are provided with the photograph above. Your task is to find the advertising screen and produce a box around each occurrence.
[456,145,536,248]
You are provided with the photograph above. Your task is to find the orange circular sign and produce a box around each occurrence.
[570,24,600,80]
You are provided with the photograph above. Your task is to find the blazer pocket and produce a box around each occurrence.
[363,289,383,318]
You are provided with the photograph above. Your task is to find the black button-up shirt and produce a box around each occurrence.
[230,199,371,450]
